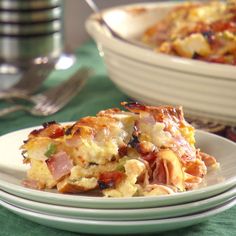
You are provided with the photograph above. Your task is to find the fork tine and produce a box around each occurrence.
[12,63,54,93]
[40,68,90,98]
[0,67,92,117]
[34,68,89,106]
[31,67,91,115]
[45,73,87,106]
[41,78,86,114]
[37,70,88,112]
[34,83,77,112]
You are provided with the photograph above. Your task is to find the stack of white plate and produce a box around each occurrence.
[0,126,236,234]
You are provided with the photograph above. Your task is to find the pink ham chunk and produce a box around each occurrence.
[46,151,73,180]
[22,179,45,190]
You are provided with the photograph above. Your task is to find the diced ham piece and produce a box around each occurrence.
[22,179,45,190]
[152,157,167,185]
[199,151,218,168]
[46,151,73,180]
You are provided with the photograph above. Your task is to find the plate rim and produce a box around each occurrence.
[0,187,235,220]
[0,197,235,235]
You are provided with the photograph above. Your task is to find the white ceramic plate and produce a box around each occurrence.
[0,187,235,221]
[0,198,235,235]
[0,126,236,209]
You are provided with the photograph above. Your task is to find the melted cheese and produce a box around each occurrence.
[173,33,211,58]
[75,138,119,165]
[74,117,132,165]
[139,120,172,147]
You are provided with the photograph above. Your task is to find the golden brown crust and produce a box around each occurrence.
[57,177,96,193]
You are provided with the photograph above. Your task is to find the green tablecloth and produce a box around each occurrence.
[0,41,235,236]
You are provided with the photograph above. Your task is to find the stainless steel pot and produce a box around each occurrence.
[0,0,64,64]
[0,32,63,62]
[0,0,61,10]
[0,7,62,23]
[0,20,62,35]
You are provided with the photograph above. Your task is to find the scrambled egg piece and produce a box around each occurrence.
[173,33,212,58]
[103,159,146,197]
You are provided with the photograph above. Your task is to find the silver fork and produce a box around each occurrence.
[0,62,54,100]
[0,67,91,117]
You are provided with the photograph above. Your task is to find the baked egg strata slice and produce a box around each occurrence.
[21,102,219,197]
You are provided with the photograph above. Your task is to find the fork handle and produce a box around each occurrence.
[0,91,32,101]
[0,105,26,117]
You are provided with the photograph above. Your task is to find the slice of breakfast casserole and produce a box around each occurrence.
[21,102,218,197]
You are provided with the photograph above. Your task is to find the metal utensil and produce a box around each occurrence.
[0,62,54,100]
[85,0,150,49]
[0,67,91,117]
[0,32,63,62]
[0,0,61,10]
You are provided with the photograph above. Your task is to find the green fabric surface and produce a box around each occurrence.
[0,41,235,236]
